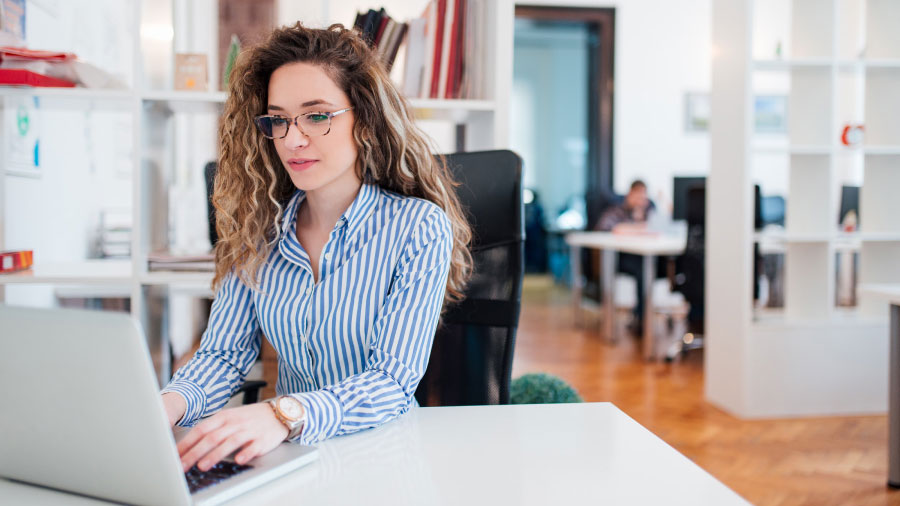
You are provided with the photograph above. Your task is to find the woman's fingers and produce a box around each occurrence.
[174,403,288,472]
[195,430,253,472]
[176,415,225,456]
[179,421,241,472]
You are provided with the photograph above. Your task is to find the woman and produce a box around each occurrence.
[160,22,472,473]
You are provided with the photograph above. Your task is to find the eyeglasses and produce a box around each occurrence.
[253,107,353,139]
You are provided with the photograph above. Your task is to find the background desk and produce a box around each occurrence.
[566,231,687,360]
[860,284,900,488]
[1,403,747,505]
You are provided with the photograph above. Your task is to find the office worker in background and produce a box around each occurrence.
[595,180,655,332]
[160,22,472,473]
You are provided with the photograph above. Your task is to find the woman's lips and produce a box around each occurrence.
[287,158,318,171]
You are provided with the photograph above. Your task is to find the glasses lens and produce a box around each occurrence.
[255,116,290,138]
[299,113,331,136]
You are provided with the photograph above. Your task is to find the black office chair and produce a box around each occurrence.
[414,150,524,406]
[673,185,705,336]
[221,151,524,407]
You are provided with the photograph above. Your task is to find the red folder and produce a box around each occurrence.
[0,46,76,63]
[0,68,76,87]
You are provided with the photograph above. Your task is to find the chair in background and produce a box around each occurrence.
[414,150,524,406]
[672,185,705,342]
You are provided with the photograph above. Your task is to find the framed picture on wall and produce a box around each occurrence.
[754,95,788,134]
[684,92,709,133]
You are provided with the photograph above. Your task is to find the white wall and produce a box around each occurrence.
[518,0,712,212]
[4,0,135,307]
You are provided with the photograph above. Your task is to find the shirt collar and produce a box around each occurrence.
[279,182,380,238]
[340,182,379,235]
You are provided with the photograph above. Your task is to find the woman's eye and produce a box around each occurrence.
[307,114,329,123]
[271,117,289,126]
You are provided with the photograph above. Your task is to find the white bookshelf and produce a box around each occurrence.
[710,0,897,418]
[0,0,514,381]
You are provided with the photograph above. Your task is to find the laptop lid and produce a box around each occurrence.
[0,305,194,505]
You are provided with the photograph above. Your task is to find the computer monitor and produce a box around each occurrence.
[672,177,706,221]
[839,185,859,226]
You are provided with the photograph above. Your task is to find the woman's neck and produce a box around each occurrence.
[298,179,363,231]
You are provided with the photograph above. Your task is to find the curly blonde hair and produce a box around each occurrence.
[213,22,472,305]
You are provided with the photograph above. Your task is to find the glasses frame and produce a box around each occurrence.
[254,107,354,140]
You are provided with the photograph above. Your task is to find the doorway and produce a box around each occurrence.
[512,6,615,279]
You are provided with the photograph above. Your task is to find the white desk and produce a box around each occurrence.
[860,284,900,488]
[1,403,747,505]
[566,231,687,360]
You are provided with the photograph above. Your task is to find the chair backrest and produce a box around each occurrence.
[679,185,706,333]
[204,161,218,246]
[414,150,524,406]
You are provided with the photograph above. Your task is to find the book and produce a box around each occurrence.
[401,17,427,97]
[385,22,408,71]
[461,0,484,99]
[374,14,390,46]
[148,251,215,272]
[436,0,455,99]
[361,9,381,44]
[376,18,396,57]
[444,0,465,98]
[429,0,447,98]
[421,1,438,98]
[0,249,32,273]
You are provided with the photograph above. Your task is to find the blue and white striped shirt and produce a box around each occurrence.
[161,182,452,444]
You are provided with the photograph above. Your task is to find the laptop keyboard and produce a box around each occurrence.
[185,461,254,494]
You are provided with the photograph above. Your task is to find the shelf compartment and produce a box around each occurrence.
[861,155,900,235]
[858,241,900,316]
[786,154,833,236]
[866,0,900,59]
[784,242,834,320]
[791,0,834,60]
[864,68,900,145]
[788,67,833,145]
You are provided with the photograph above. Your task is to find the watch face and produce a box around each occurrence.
[278,397,303,420]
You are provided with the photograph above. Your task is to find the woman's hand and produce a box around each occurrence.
[176,403,291,472]
[162,392,187,428]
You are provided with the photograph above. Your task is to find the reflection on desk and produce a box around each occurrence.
[1,403,749,505]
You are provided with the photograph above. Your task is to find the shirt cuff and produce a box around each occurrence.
[161,380,208,427]
[290,389,343,444]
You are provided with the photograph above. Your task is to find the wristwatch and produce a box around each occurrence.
[267,396,306,440]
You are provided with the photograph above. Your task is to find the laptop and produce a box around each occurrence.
[0,304,318,506]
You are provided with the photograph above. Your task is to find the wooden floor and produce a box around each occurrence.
[512,276,899,506]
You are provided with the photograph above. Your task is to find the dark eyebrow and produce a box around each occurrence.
[267,99,334,111]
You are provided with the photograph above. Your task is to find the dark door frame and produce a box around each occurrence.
[514,6,615,230]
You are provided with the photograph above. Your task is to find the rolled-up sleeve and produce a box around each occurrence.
[161,270,262,426]
[291,207,452,444]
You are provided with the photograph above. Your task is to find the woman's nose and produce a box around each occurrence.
[282,121,309,149]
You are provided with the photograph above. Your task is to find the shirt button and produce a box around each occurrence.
[323,252,332,260]
[305,287,312,296]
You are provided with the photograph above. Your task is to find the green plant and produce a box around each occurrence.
[509,373,583,404]
[223,34,241,89]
